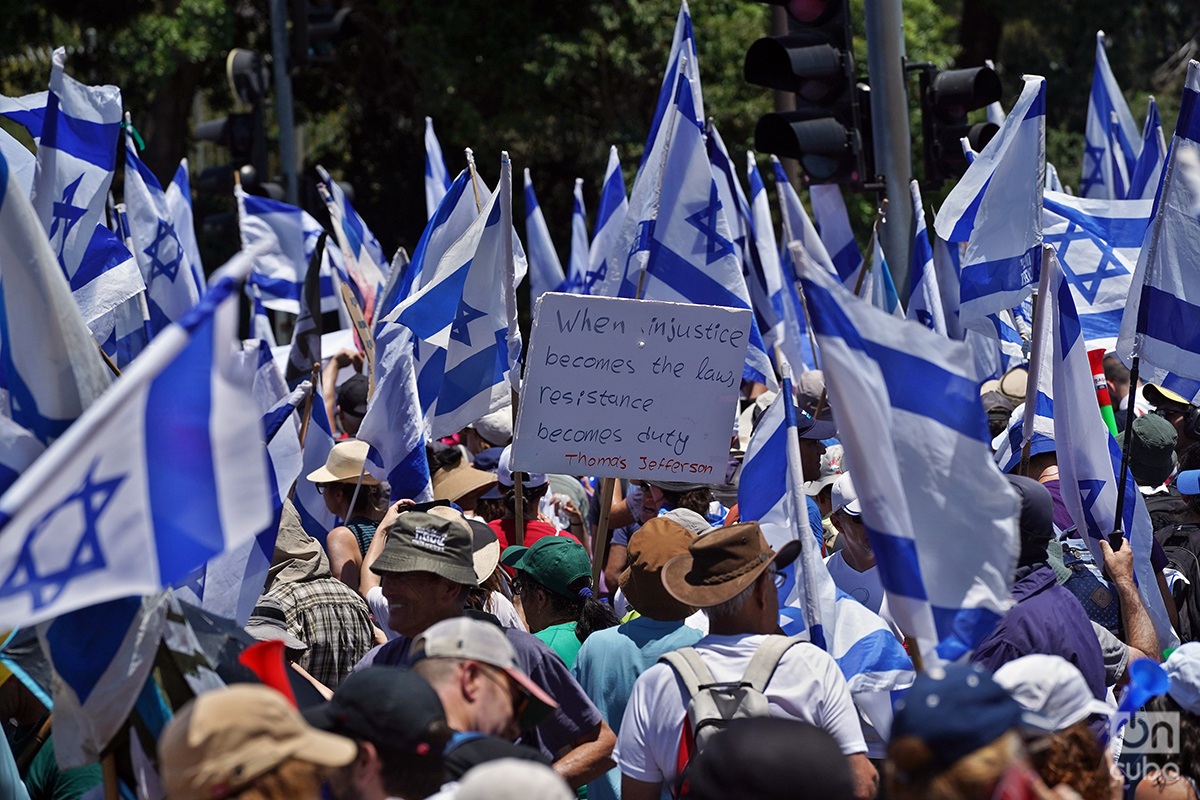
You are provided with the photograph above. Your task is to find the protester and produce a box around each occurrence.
[430,446,498,514]
[501,536,618,666]
[602,507,708,603]
[304,666,454,800]
[1119,412,1182,526]
[322,350,367,437]
[980,379,1018,440]
[639,480,727,526]
[614,522,877,800]
[1104,354,1132,431]
[454,759,575,800]
[572,517,705,800]
[1145,384,1200,455]
[307,439,388,590]
[158,684,357,800]
[825,474,884,614]
[464,408,514,454]
[260,501,375,687]
[1136,642,1200,797]
[488,446,585,552]
[1161,464,1200,641]
[804,443,845,550]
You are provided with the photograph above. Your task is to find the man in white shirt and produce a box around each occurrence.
[613,522,877,800]
[824,474,884,615]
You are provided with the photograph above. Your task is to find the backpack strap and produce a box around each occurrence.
[741,635,802,694]
[660,648,717,698]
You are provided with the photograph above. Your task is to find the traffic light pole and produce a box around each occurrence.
[863,0,913,299]
[270,0,300,206]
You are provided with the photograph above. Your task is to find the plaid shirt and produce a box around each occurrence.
[265,577,374,688]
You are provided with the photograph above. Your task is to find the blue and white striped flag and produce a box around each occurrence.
[907,180,947,334]
[1117,60,1200,401]
[706,123,760,337]
[358,323,433,503]
[772,156,837,277]
[294,371,338,544]
[638,0,703,172]
[1043,191,1150,350]
[164,159,206,294]
[595,71,776,389]
[795,244,1020,664]
[811,183,864,287]
[738,371,914,699]
[585,146,627,296]
[0,246,275,628]
[1082,32,1139,200]
[123,124,202,335]
[860,231,904,318]
[0,92,48,143]
[392,153,524,439]
[568,178,590,295]
[523,168,566,300]
[1040,245,1178,649]
[0,416,44,498]
[425,117,452,221]
[0,126,35,198]
[1128,98,1167,202]
[250,285,277,348]
[936,75,1045,332]
[985,60,1005,127]
[316,164,388,320]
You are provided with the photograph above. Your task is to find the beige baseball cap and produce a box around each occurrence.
[158,685,356,800]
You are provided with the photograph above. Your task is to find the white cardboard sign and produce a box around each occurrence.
[512,293,751,480]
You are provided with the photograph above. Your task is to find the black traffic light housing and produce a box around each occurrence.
[289,0,355,68]
[915,64,1002,188]
[194,49,282,199]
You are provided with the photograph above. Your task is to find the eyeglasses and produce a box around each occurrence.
[479,663,531,722]
[769,568,786,590]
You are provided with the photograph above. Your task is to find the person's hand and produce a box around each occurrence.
[332,348,364,371]
[1100,538,1136,587]
[556,495,583,524]
[378,499,415,535]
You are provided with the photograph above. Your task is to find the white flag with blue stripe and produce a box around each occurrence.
[985,60,1005,127]
[772,156,837,277]
[0,92,48,144]
[1128,98,1167,201]
[316,164,387,321]
[0,126,35,198]
[1042,190,1150,350]
[738,369,913,700]
[1082,32,1139,200]
[860,232,904,318]
[637,0,703,173]
[935,75,1046,332]
[0,416,43,498]
[1117,60,1200,401]
[391,153,524,439]
[568,178,590,295]
[795,244,1020,664]
[907,180,947,334]
[425,117,452,221]
[358,323,433,503]
[585,146,627,296]
[164,159,206,294]
[293,372,338,545]
[1041,245,1178,649]
[811,183,864,287]
[0,246,274,629]
[523,169,566,300]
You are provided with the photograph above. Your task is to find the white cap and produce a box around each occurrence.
[471,407,513,447]
[830,473,860,516]
[455,759,574,800]
[804,444,845,497]
[993,654,1115,731]
[1166,642,1200,715]
[497,445,548,488]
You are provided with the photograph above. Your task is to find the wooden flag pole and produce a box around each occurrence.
[466,148,483,214]
[98,345,121,377]
[591,477,616,594]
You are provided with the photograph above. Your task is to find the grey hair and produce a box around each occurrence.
[703,580,757,620]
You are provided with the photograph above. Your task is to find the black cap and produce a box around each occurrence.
[795,414,837,441]
[443,736,551,782]
[337,374,370,417]
[304,666,445,751]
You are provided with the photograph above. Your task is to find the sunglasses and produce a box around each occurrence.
[479,663,532,722]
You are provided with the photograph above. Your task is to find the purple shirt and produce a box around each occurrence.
[1040,480,1078,535]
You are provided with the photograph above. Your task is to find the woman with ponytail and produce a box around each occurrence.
[501,536,619,667]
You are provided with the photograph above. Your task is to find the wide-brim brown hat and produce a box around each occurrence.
[662,521,801,609]
[619,517,698,621]
[433,461,498,503]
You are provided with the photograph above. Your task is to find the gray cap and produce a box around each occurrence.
[244,595,308,653]
[370,511,478,586]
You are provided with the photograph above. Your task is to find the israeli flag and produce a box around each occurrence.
[795,244,1020,664]
[738,368,914,700]
[293,372,338,544]
[984,60,1005,127]
[772,157,837,277]
[0,246,275,629]
[392,153,524,439]
[31,49,145,329]
[1040,246,1178,649]
[811,183,865,286]
[0,416,44,497]
[907,180,947,334]
[123,125,202,334]
[639,0,704,172]
[860,232,904,318]
[1128,97,1167,202]
[594,71,776,389]
[1082,32,1139,200]
[931,235,965,339]
[164,159,206,294]
[585,146,627,296]
[358,323,433,503]
[316,164,387,320]
[235,186,339,315]
[936,75,1046,332]
[250,285,277,348]
[1117,60,1200,399]
[706,123,759,333]
[0,91,48,143]
[568,178,590,295]
[0,126,35,198]
[523,168,566,300]
[425,117,452,221]
[1042,191,1150,350]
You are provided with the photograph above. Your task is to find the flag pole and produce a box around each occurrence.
[466,148,483,214]
[97,345,121,377]
[297,363,320,450]
[1020,247,1053,477]
[1111,356,1140,547]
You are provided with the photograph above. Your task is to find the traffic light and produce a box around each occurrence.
[289,0,355,67]
[916,64,1002,187]
[194,49,282,199]
[744,0,874,189]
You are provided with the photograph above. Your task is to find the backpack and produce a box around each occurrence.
[659,635,803,790]
[1053,541,1121,635]
[1155,523,1200,642]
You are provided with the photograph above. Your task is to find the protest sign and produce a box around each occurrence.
[512,293,750,480]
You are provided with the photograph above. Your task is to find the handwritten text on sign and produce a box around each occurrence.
[512,293,751,480]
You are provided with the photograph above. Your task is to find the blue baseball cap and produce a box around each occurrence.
[1177,470,1200,496]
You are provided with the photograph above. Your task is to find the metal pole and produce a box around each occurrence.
[270,0,299,206]
[770,6,800,188]
[863,0,913,299]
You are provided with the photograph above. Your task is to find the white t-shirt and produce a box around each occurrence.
[824,551,884,615]
[613,633,867,786]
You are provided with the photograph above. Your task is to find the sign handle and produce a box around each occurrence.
[591,477,617,594]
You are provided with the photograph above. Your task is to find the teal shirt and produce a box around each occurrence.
[534,621,582,667]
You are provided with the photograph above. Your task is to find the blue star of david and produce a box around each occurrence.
[449,301,486,347]
[684,185,734,265]
[144,218,183,282]
[1044,221,1127,304]
[1079,142,1107,196]
[1077,478,1107,538]
[583,262,607,295]
[0,462,123,610]
[47,175,87,268]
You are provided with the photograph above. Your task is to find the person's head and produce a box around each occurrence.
[244,596,310,661]
[464,408,513,454]
[829,473,872,564]
[662,521,800,634]
[1121,412,1178,487]
[804,444,845,518]
[795,415,837,480]
[336,375,369,436]
[1004,475,1054,569]
[1178,454,1200,521]
[306,440,384,518]
[371,511,478,637]
[495,446,549,519]
[643,481,714,517]
[1145,383,1200,453]
[431,461,497,514]
[409,617,556,741]
[502,536,619,641]
[304,667,451,800]
[159,685,356,800]
[887,664,1026,800]
[620,517,698,621]
[1103,355,1130,404]
[454,759,574,800]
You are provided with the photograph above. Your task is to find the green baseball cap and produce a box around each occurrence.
[501,536,591,598]
[371,511,478,586]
